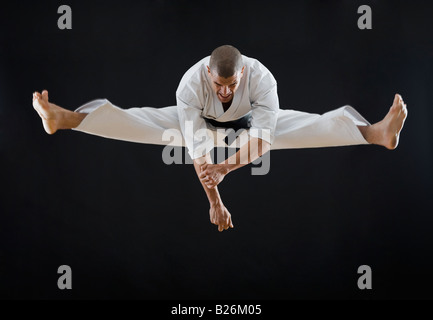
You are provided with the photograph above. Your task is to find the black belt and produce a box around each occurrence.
[205,114,252,146]
[205,114,251,131]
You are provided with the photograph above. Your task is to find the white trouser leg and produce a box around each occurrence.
[270,106,370,150]
[73,99,185,146]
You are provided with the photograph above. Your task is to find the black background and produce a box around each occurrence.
[0,0,432,300]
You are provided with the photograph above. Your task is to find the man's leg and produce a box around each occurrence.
[357,94,407,149]
[271,93,407,151]
[33,90,87,134]
[32,90,186,148]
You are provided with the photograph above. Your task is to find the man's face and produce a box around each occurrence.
[207,66,245,104]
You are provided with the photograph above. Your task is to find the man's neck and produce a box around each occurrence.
[222,99,233,112]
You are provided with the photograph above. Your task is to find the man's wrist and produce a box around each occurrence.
[220,162,236,173]
[209,196,222,207]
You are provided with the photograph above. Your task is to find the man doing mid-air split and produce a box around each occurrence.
[32,45,408,232]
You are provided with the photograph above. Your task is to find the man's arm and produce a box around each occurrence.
[199,137,270,189]
[223,136,270,171]
[193,153,234,232]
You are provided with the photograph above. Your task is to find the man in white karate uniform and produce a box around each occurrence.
[32,45,408,232]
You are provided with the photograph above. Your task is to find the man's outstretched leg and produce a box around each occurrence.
[32,90,87,134]
[32,90,185,147]
[271,93,408,151]
[357,94,408,150]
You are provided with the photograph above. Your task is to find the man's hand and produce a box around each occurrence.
[199,163,230,189]
[209,203,234,232]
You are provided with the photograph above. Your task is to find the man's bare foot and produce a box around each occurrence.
[32,90,86,134]
[32,90,62,134]
[360,94,408,149]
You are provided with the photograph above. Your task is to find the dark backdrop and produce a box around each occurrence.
[0,0,432,300]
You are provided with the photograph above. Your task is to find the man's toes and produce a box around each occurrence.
[391,100,406,113]
[32,99,42,111]
[42,90,49,102]
[393,94,403,106]
[32,96,39,107]
[34,95,43,106]
[32,101,45,118]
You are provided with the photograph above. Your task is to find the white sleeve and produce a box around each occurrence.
[176,95,214,160]
[249,71,279,144]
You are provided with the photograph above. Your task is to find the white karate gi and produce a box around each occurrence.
[74,55,370,159]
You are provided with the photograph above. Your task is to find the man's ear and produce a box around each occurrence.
[240,66,245,77]
[207,66,211,74]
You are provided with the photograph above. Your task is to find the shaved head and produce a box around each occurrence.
[209,45,243,78]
